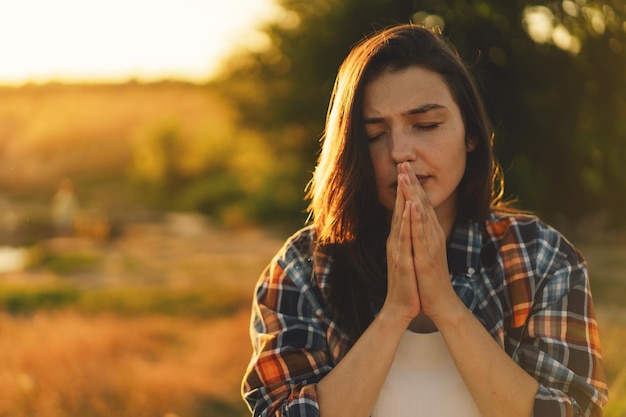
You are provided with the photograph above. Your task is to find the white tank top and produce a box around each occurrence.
[371,330,483,417]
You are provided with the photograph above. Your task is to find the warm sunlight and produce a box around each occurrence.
[522,5,582,54]
[0,0,279,85]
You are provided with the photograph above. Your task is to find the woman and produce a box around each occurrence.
[242,24,608,417]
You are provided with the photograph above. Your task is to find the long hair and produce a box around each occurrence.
[306,24,504,340]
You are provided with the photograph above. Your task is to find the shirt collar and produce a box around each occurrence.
[447,217,482,277]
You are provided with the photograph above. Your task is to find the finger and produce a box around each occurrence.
[411,200,446,275]
[390,201,413,274]
[409,201,427,251]
[386,201,421,319]
[399,201,413,256]
[389,176,406,246]
[397,162,429,208]
[398,163,440,232]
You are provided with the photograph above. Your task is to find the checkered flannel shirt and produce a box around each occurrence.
[242,212,608,416]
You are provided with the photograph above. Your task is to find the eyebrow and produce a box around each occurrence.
[364,103,447,125]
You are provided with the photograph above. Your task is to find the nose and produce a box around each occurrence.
[390,130,416,164]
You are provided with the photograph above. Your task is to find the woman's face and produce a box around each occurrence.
[363,66,473,223]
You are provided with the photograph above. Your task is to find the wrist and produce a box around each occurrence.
[376,304,414,335]
[429,297,470,331]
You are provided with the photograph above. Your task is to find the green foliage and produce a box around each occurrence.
[79,287,247,318]
[3,5,624,229]
[431,0,626,224]
[0,285,80,314]
[175,173,246,215]
[195,397,248,417]
[217,0,626,228]
[0,284,248,318]
[39,252,103,275]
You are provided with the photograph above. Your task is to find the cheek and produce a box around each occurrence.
[438,130,468,168]
[368,154,393,207]
[371,158,391,187]
[447,147,469,185]
[369,149,386,183]
[372,167,386,196]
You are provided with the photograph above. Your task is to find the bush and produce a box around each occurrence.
[0,284,248,318]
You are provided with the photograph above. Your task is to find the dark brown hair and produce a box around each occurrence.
[306,24,504,340]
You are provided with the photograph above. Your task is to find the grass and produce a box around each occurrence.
[0,310,253,417]
[0,302,626,417]
[0,217,624,416]
[596,309,626,417]
[577,238,626,416]
[580,241,626,311]
[0,285,80,314]
[0,299,622,417]
[0,284,248,318]
[0,214,284,417]
[37,251,103,275]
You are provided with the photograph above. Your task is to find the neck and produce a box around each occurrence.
[436,207,457,239]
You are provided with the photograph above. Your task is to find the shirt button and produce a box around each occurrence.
[467,267,476,276]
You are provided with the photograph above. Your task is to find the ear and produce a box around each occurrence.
[466,137,477,152]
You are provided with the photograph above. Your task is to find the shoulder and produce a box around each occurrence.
[486,211,565,247]
[275,225,317,269]
[258,225,318,293]
[251,226,325,323]
[486,211,550,238]
[484,210,584,274]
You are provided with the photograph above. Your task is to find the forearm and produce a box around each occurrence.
[435,300,539,417]
[317,309,407,417]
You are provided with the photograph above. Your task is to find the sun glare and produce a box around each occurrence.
[0,0,279,85]
[523,6,554,44]
[522,5,582,55]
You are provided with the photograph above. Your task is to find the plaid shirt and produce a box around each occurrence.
[242,212,608,417]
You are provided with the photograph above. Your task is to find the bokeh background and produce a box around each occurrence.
[0,0,625,416]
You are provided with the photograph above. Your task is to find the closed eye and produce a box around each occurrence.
[367,132,386,142]
[414,122,441,131]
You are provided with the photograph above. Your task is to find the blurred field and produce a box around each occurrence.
[0,82,303,230]
[0,83,227,189]
[0,212,287,417]
[578,238,626,417]
[0,212,623,416]
[0,310,251,417]
[0,82,624,416]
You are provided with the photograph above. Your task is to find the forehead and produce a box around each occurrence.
[362,66,456,116]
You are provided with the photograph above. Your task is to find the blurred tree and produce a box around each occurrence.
[433,0,626,228]
[216,0,626,229]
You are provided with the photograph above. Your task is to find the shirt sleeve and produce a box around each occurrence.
[514,226,608,417]
[241,246,334,417]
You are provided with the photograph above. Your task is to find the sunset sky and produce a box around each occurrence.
[0,0,279,85]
